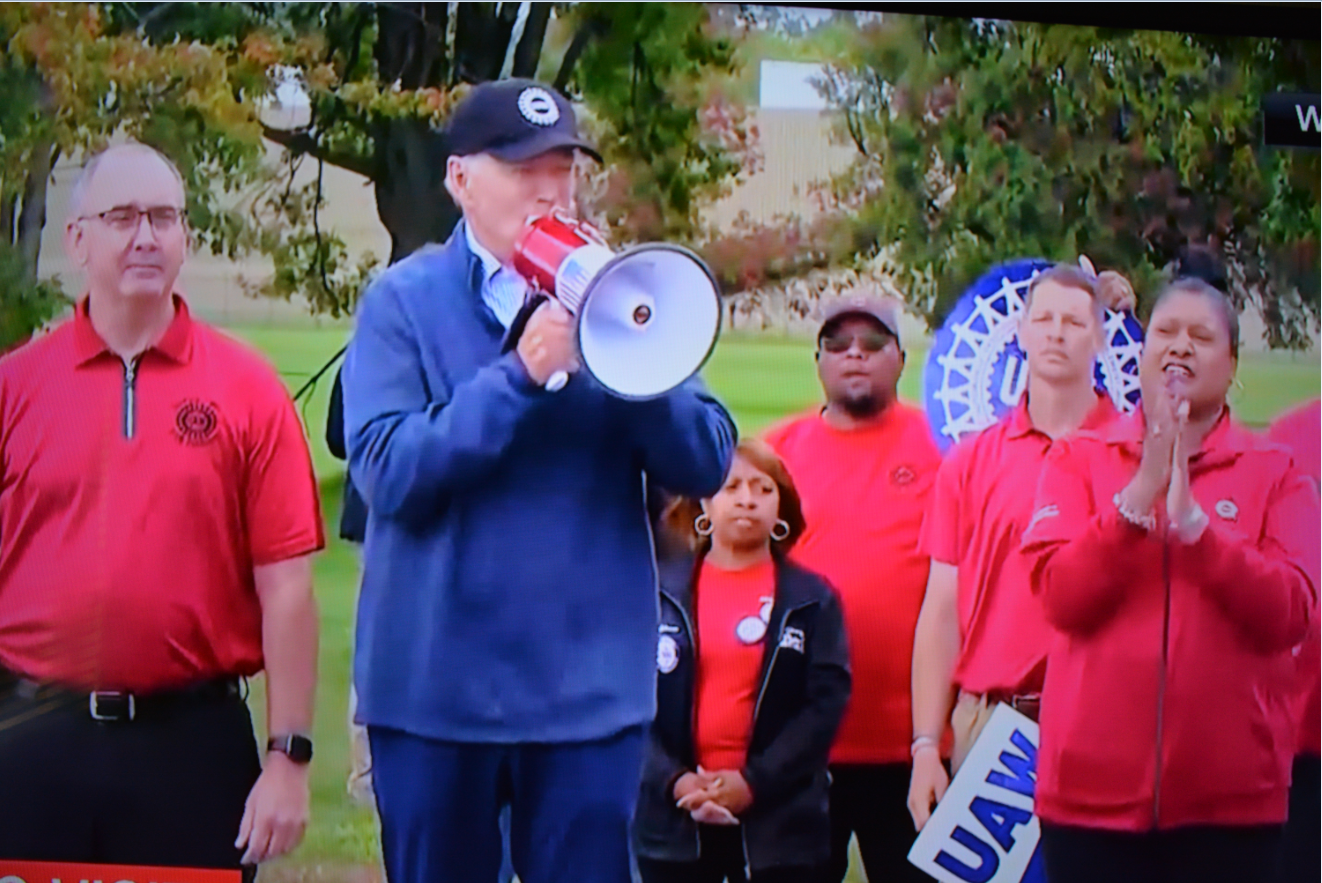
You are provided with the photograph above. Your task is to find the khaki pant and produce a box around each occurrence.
[348,682,375,805]
[950,691,999,775]
[348,553,375,807]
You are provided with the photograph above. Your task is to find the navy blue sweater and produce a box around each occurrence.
[342,224,737,743]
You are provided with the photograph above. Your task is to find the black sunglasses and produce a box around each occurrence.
[820,330,893,354]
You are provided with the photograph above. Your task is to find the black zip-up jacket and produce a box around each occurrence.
[632,552,852,874]
[326,366,367,544]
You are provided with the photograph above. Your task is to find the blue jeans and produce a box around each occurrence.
[370,724,646,883]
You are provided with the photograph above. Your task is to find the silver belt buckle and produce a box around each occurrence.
[89,691,135,721]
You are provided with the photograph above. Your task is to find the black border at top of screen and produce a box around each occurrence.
[778,3,1319,43]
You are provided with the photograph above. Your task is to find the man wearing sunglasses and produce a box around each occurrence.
[763,292,942,883]
[0,143,324,880]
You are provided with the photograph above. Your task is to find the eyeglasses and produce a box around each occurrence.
[80,205,186,233]
[820,330,893,354]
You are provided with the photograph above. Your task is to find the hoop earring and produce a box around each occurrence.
[770,519,790,542]
[694,514,714,537]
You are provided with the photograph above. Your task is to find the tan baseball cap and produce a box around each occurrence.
[818,293,903,345]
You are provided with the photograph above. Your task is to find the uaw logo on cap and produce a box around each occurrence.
[517,86,560,126]
[922,258,1144,452]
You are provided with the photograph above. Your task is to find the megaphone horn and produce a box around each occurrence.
[511,211,723,400]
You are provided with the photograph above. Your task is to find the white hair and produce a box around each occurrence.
[69,142,187,218]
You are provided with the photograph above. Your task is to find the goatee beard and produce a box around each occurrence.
[840,394,881,420]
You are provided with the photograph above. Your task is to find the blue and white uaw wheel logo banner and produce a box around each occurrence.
[923,258,1144,452]
[908,704,1045,883]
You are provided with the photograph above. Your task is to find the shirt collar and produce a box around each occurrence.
[463,221,505,285]
[1006,392,1117,440]
[73,292,193,366]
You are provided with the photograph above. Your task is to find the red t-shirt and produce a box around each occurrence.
[0,296,325,692]
[764,401,941,764]
[694,558,776,772]
[1267,398,1321,757]
[920,395,1116,696]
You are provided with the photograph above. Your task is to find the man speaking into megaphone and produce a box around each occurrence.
[340,78,737,883]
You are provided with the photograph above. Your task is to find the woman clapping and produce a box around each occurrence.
[1021,278,1319,883]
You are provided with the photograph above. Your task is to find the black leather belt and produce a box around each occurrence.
[986,691,1041,723]
[0,673,245,723]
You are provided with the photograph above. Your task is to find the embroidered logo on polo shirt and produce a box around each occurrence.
[1027,504,1060,533]
[175,400,220,445]
[1215,499,1239,521]
[891,465,917,487]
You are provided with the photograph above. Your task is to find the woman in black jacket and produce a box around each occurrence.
[633,437,852,883]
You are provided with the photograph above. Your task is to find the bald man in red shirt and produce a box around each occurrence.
[764,293,940,883]
[0,144,324,880]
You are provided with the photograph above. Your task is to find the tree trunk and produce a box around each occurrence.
[1,193,16,247]
[369,1,549,265]
[372,117,461,263]
[510,4,552,79]
[16,144,56,281]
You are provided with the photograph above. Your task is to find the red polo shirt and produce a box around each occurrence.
[919,394,1116,696]
[764,401,941,765]
[1267,398,1321,757]
[0,296,324,693]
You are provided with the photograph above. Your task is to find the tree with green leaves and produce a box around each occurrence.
[0,2,757,351]
[818,16,1320,347]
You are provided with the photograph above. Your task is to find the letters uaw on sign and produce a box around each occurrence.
[0,859,240,883]
[907,704,1045,883]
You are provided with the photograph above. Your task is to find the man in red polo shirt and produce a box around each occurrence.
[0,143,324,880]
[1267,397,1321,883]
[763,292,940,883]
[907,265,1125,829]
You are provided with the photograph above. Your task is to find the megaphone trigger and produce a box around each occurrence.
[500,292,551,355]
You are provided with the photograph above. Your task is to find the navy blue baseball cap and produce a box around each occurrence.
[445,78,602,163]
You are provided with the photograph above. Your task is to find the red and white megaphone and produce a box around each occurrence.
[511,210,723,400]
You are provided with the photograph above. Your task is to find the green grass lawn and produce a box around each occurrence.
[232,325,1319,882]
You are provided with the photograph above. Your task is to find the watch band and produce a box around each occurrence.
[267,734,314,764]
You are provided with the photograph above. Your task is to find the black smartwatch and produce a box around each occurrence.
[267,734,314,764]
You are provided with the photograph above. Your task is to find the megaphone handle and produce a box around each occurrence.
[501,292,551,355]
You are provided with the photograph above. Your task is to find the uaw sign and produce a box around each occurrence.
[908,704,1045,883]
[0,861,239,883]
[922,258,1143,452]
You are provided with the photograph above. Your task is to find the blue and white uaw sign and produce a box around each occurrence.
[922,258,1144,452]
[908,704,1045,883]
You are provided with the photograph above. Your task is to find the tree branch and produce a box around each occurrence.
[511,3,552,79]
[17,144,58,281]
[845,107,869,157]
[1,192,17,247]
[553,18,597,93]
[261,125,375,179]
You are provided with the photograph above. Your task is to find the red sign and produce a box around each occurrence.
[0,860,241,883]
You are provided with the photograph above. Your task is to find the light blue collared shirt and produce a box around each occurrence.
[465,222,528,330]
